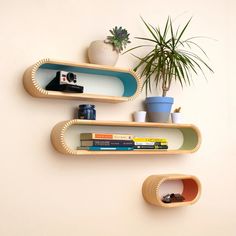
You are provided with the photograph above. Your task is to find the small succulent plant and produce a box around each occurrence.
[174,107,181,113]
[105,26,131,53]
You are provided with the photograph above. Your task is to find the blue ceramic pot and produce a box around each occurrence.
[146,96,174,123]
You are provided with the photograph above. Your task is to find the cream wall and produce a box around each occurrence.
[0,0,235,235]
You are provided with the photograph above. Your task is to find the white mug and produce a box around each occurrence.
[133,111,147,122]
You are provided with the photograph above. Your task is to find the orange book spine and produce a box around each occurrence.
[94,134,113,139]
[80,133,133,140]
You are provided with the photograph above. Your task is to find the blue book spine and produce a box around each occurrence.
[88,146,134,151]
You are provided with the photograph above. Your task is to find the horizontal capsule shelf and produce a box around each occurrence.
[50,119,201,156]
[23,58,141,103]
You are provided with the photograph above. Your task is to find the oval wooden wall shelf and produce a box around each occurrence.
[23,58,141,103]
[142,174,201,208]
[50,119,201,156]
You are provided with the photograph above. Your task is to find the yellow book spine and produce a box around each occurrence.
[133,137,167,142]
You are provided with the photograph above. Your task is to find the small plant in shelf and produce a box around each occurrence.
[125,16,213,123]
[88,26,131,66]
[173,107,181,113]
[171,107,182,123]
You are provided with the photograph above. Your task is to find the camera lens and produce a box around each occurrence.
[67,72,76,82]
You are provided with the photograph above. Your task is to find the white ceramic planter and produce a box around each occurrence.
[133,111,147,122]
[88,40,119,66]
[171,113,182,123]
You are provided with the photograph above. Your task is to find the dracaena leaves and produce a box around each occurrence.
[125,17,213,96]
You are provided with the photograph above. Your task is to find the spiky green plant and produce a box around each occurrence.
[106,26,131,53]
[125,17,213,97]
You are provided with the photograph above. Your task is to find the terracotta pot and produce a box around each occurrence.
[88,40,119,66]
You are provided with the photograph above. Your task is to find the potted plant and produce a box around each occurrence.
[126,17,213,122]
[171,107,182,123]
[88,26,131,66]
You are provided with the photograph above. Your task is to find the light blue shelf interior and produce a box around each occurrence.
[40,63,138,97]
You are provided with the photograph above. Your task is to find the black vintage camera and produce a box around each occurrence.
[46,71,84,93]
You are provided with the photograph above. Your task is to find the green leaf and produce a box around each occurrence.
[125,16,213,96]
[135,37,157,43]
[175,17,192,47]
[140,17,159,41]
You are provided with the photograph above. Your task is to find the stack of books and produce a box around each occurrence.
[133,137,168,150]
[78,132,134,151]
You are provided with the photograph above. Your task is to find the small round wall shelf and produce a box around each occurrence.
[23,58,141,103]
[142,174,201,208]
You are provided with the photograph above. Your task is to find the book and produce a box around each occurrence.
[134,145,168,149]
[80,133,134,140]
[77,146,134,151]
[133,137,167,142]
[80,139,134,147]
[134,141,167,145]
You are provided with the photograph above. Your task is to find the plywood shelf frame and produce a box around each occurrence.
[142,174,201,208]
[50,119,201,156]
[23,58,141,103]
